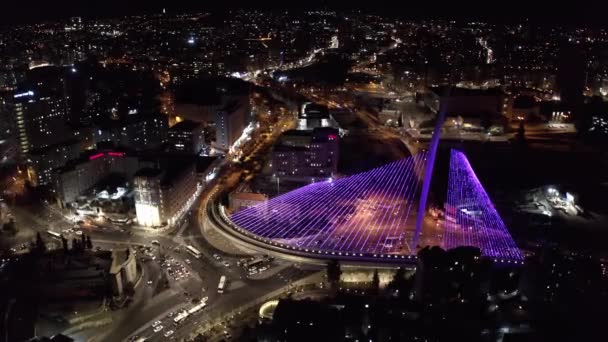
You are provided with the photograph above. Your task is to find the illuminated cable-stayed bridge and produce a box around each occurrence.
[231,152,428,256]
[444,150,523,260]
[228,149,522,262]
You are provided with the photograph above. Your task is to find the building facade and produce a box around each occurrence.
[134,162,199,227]
[229,183,268,211]
[93,114,168,151]
[28,139,82,186]
[167,120,205,154]
[55,151,147,206]
[109,248,137,296]
[272,127,340,183]
[214,101,250,152]
[9,88,72,156]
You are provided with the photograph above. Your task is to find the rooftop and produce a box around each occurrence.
[431,86,503,97]
[169,119,203,132]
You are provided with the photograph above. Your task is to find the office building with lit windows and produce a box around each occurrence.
[0,95,17,164]
[167,120,205,154]
[214,101,250,152]
[93,114,168,151]
[28,139,82,186]
[10,88,72,156]
[272,127,339,183]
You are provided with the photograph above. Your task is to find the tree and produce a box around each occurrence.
[2,218,16,236]
[326,260,342,290]
[35,232,46,252]
[72,237,80,251]
[61,235,68,252]
[480,111,492,131]
[516,121,526,141]
[388,267,410,295]
[123,281,135,297]
[371,269,380,296]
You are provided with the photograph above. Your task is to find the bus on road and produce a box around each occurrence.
[173,311,189,325]
[47,230,62,239]
[186,245,202,259]
[218,275,227,294]
[187,300,207,315]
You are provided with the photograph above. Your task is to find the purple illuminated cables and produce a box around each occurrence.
[444,150,523,261]
[229,153,427,256]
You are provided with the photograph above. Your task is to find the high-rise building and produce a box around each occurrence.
[167,120,205,154]
[272,127,339,183]
[28,139,82,186]
[93,114,168,151]
[9,88,72,156]
[0,94,17,164]
[214,101,250,152]
[134,161,199,227]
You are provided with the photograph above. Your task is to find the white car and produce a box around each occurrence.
[202,296,209,303]
[222,261,231,267]
[152,320,162,327]
[164,330,174,337]
[185,259,191,265]
[153,325,163,333]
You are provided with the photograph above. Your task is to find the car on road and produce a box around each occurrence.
[202,296,209,302]
[152,321,162,327]
[222,261,231,267]
[153,325,163,333]
[185,259,191,265]
[164,330,174,337]
[147,280,153,286]
[213,253,221,260]
[151,240,160,245]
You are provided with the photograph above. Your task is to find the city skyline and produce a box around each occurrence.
[0,5,607,342]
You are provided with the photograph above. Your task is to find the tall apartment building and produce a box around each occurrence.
[93,113,168,151]
[28,139,82,186]
[10,88,72,156]
[214,100,250,152]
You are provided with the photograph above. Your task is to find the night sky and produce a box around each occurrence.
[0,0,605,26]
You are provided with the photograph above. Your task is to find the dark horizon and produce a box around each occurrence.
[1,1,607,26]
